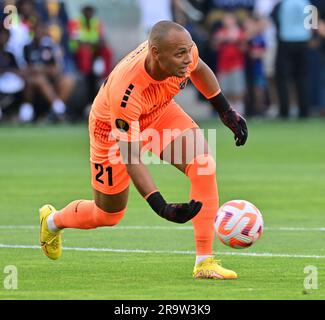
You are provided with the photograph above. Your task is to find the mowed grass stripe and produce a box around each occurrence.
[1,243,325,259]
[1,225,325,231]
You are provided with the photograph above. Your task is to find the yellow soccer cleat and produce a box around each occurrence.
[193,257,237,280]
[39,204,62,260]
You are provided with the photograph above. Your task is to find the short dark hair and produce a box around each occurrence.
[149,20,187,46]
[82,5,95,14]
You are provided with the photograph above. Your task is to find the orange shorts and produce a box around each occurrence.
[89,100,199,195]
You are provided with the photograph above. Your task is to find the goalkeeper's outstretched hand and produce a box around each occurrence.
[146,192,202,224]
[218,107,248,146]
[159,200,202,224]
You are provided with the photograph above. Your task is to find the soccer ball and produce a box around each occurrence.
[214,200,263,249]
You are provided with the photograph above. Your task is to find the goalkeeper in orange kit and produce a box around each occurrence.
[39,20,247,280]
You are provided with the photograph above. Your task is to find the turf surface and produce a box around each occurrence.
[0,119,324,300]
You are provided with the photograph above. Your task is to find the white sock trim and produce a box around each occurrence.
[195,255,213,265]
[47,212,61,232]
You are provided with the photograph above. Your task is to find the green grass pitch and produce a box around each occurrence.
[0,119,324,300]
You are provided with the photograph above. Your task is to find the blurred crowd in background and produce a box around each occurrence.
[0,0,325,124]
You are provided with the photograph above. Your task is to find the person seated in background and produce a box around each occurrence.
[212,12,246,114]
[22,22,75,122]
[17,0,39,34]
[0,24,25,122]
[35,0,75,73]
[2,0,34,68]
[68,5,113,104]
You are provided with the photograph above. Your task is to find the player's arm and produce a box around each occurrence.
[110,87,202,223]
[117,139,157,197]
[118,139,202,224]
[190,58,248,146]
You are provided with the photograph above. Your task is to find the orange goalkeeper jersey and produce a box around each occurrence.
[90,40,199,142]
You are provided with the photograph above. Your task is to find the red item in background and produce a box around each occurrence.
[76,44,113,77]
[216,29,245,73]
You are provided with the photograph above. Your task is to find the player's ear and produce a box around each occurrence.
[151,46,159,60]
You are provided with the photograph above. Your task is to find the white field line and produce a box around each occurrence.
[0,225,325,231]
[0,243,324,259]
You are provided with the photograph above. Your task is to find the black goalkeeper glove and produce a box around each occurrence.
[160,200,203,223]
[209,92,248,147]
[218,107,248,146]
[146,192,202,224]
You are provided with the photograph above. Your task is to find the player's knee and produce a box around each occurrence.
[186,154,216,181]
[93,205,126,227]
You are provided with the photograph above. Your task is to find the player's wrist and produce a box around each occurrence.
[208,91,231,114]
[146,191,167,215]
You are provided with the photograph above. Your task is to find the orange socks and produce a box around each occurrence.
[186,155,219,256]
[53,200,125,229]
